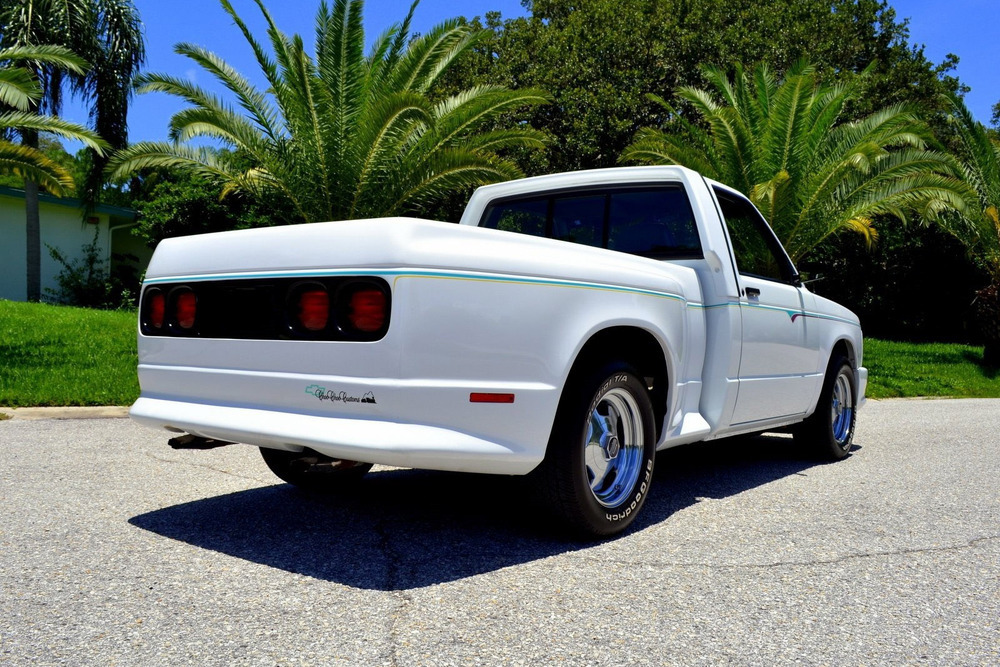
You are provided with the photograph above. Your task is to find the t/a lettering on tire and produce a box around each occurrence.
[537,362,657,536]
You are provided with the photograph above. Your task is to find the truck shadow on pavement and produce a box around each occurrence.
[129,434,856,590]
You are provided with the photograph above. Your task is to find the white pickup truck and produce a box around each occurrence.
[131,165,867,536]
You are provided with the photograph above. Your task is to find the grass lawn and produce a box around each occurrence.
[864,338,999,399]
[0,300,139,407]
[1,300,998,407]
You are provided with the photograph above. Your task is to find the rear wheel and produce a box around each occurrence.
[796,355,857,460]
[259,447,372,490]
[537,363,657,536]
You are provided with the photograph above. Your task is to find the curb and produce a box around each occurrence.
[0,406,130,421]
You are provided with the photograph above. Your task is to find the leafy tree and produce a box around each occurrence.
[0,0,144,301]
[621,61,975,262]
[108,0,549,223]
[443,0,959,176]
[129,159,288,246]
[939,92,1000,364]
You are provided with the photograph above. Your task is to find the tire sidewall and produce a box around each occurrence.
[819,359,856,459]
[566,366,657,534]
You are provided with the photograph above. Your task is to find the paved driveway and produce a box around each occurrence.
[1,399,998,666]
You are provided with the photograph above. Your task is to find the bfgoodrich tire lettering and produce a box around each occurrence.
[537,363,657,536]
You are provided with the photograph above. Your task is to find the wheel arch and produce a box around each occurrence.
[824,337,863,408]
[558,325,671,441]
[830,338,857,369]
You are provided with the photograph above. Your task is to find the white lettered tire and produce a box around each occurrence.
[537,363,657,536]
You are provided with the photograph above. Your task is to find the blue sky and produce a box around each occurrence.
[60,0,998,146]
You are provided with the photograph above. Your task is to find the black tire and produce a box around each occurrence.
[795,355,857,460]
[259,447,372,490]
[536,362,657,537]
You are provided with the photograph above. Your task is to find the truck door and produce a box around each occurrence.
[713,188,819,424]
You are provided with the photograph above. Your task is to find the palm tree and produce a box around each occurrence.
[107,0,549,224]
[622,61,974,262]
[0,0,145,301]
[940,92,1000,365]
[1,46,109,192]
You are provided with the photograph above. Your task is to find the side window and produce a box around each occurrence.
[715,189,795,283]
[479,184,703,259]
[481,198,547,237]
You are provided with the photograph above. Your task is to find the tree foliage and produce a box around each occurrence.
[940,92,1000,277]
[1,0,143,302]
[0,46,108,195]
[108,0,549,224]
[0,0,145,199]
[621,61,975,262]
[937,92,1000,363]
[442,0,962,176]
[129,157,287,245]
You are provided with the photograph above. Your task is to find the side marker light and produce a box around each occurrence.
[470,393,515,404]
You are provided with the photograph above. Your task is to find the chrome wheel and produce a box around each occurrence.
[583,387,646,508]
[831,370,855,449]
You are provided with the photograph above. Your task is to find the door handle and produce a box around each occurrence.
[745,287,761,300]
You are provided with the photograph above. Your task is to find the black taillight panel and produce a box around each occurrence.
[139,276,391,341]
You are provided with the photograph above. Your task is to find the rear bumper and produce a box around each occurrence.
[130,395,545,476]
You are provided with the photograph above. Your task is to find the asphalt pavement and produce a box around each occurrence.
[1,399,997,666]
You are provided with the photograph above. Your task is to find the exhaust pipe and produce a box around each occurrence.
[168,434,236,450]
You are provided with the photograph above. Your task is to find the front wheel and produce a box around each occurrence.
[259,447,372,491]
[536,363,657,537]
[796,356,857,460]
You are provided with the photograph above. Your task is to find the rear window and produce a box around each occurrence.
[480,184,702,259]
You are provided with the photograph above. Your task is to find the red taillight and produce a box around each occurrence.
[149,292,165,329]
[175,291,197,329]
[298,289,329,331]
[348,289,386,333]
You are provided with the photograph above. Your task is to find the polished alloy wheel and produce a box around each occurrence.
[583,387,646,508]
[831,371,855,449]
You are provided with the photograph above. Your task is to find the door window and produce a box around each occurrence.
[714,188,796,283]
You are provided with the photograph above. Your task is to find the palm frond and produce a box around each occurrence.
[620,127,718,179]
[174,42,281,141]
[625,60,970,261]
[0,110,108,152]
[389,19,478,94]
[0,44,88,75]
[0,139,75,195]
[105,141,233,181]
[113,0,546,224]
[0,65,42,110]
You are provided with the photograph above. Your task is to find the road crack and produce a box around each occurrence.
[373,515,413,667]
[572,535,1000,570]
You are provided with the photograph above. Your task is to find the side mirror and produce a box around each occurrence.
[793,260,824,286]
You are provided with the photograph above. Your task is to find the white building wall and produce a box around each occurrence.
[0,193,112,302]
